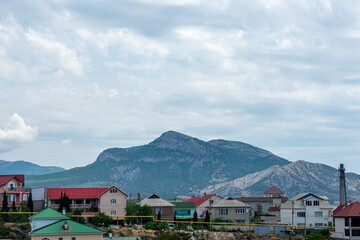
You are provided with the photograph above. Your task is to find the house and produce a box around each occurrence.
[46,186,127,220]
[139,194,175,220]
[170,201,196,220]
[280,192,333,227]
[29,207,104,240]
[0,174,30,209]
[207,197,251,223]
[332,201,360,239]
[183,193,222,219]
[31,186,47,211]
[236,186,288,217]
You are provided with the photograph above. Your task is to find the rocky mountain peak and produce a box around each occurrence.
[149,130,209,155]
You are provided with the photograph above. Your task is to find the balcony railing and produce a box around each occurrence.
[51,204,92,209]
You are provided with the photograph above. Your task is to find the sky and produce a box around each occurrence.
[0,0,359,172]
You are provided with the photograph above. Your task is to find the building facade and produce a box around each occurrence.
[0,175,30,209]
[207,197,251,223]
[332,201,360,239]
[140,194,175,220]
[280,193,333,227]
[184,193,223,219]
[46,186,127,219]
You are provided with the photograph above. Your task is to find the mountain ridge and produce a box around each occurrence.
[0,160,65,176]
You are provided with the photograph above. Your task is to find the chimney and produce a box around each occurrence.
[137,193,141,203]
[204,192,206,196]
[339,164,347,205]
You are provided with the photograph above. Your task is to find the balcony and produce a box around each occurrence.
[51,204,92,209]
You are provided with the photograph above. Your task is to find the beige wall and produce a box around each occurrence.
[99,188,127,219]
[31,234,103,240]
[210,207,250,223]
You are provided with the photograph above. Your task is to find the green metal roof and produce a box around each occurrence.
[30,219,104,235]
[29,207,69,220]
[171,201,195,210]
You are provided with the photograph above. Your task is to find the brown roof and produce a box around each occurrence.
[264,186,283,195]
[333,202,360,217]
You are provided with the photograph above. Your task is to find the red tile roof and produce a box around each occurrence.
[333,202,360,217]
[268,206,281,212]
[184,194,222,207]
[264,186,283,195]
[0,175,25,187]
[47,186,127,199]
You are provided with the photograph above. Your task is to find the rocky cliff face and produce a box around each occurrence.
[201,160,360,201]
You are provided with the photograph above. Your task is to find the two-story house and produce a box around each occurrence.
[184,193,223,219]
[207,197,251,223]
[332,201,360,239]
[46,186,127,220]
[280,192,333,227]
[0,175,30,209]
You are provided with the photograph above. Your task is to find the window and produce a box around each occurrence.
[111,210,116,216]
[315,212,323,217]
[111,199,116,204]
[235,220,245,223]
[297,212,305,217]
[59,238,63,240]
[156,208,162,214]
[313,200,319,206]
[110,189,118,193]
[71,237,76,240]
[219,209,228,215]
[42,238,49,240]
[297,223,305,226]
[315,223,323,226]
[236,208,245,214]
[306,201,312,206]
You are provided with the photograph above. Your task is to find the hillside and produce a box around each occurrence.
[26,131,289,198]
[0,160,65,176]
[200,160,360,202]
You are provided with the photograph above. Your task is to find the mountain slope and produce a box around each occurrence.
[200,160,360,201]
[26,131,290,198]
[0,160,65,175]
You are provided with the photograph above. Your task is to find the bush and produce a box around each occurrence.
[305,232,328,240]
[154,232,181,240]
[92,212,113,227]
[144,222,169,230]
[319,228,330,237]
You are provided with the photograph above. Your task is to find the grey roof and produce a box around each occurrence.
[210,197,249,208]
[140,194,175,207]
[281,193,332,210]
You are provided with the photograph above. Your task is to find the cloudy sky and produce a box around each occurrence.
[0,0,359,172]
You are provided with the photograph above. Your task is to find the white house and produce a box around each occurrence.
[332,201,360,239]
[280,193,333,227]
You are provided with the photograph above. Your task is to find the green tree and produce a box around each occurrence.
[193,210,198,222]
[92,212,113,227]
[27,192,34,212]
[154,231,181,240]
[157,210,161,220]
[64,192,71,212]
[11,200,16,212]
[204,210,210,229]
[140,205,152,224]
[58,191,64,212]
[125,203,141,224]
[1,191,9,221]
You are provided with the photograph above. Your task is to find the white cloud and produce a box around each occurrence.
[0,113,38,152]
[25,29,83,76]
[108,89,120,99]
[61,139,72,144]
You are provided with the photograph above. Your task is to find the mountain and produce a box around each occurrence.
[0,160,65,176]
[200,160,360,202]
[26,131,290,197]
